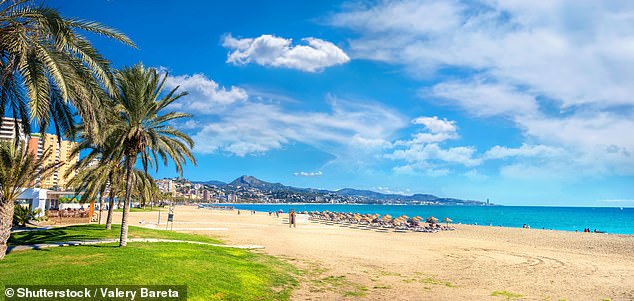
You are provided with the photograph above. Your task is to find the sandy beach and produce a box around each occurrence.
[116,206,634,301]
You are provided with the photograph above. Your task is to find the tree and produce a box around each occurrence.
[0,0,135,140]
[67,123,122,227]
[67,157,118,226]
[108,63,195,247]
[131,170,158,208]
[0,141,55,259]
[12,205,42,227]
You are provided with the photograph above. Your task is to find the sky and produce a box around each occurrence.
[56,0,634,206]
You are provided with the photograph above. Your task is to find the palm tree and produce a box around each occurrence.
[107,63,195,247]
[0,141,56,259]
[67,157,117,225]
[131,170,158,208]
[66,120,123,227]
[1,0,135,140]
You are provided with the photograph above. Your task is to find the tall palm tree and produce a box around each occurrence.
[0,141,56,259]
[69,154,158,226]
[0,0,135,140]
[108,63,195,247]
[67,121,122,227]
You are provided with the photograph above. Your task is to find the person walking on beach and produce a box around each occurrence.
[289,209,296,228]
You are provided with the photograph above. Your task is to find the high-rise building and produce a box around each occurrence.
[0,117,27,146]
[27,133,79,190]
[156,179,175,194]
[2,117,79,190]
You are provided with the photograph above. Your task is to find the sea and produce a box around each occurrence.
[204,204,634,235]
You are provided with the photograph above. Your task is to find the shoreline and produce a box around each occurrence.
[201,201,634,208]
[199,203,634,236]
[120,206,634,300]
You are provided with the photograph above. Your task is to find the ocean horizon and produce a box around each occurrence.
[204,203,634,235]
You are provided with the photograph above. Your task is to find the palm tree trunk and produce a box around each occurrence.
[0,201,15,260]
[105,195,115,230]
[97,185,106,224]
[119,157,136,247]
[105,172,116,230]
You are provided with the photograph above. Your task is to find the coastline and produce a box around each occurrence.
[120,206,634,300]
[201,203,634,235]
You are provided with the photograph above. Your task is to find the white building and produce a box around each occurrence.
[0,117,27,146]
[15,188,52,217]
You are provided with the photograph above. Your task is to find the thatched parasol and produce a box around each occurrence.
[426,216,439,224]
[381,214,393,222]
[442,217,453,226]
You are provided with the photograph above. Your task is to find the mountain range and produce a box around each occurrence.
[194,175,484,205]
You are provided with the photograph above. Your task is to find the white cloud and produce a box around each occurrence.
[330,1,634,108]
[484,144,565,160]
[329,0,634,177]
[388,144,481,167]
[412,116,457,133]
[394,116,459,145]
[294,171,323,177]
[164,73,247,114]
[223,34,350,72]
[351,134,393,148]
[387,116,481,172]
[374,186,412,195]
[193,98,406,157]
[428,81,539,117]
[516,113,634,175]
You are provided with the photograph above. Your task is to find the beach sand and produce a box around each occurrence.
[117,206,634,301]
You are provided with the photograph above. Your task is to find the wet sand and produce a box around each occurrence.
[118,206,634,301]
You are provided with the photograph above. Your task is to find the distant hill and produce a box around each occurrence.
[337,188,438,201]
[227,175,288,191]
[200,175,483,205]
[191,180,226,186]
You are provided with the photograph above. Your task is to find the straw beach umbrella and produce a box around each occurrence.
[426,216,439,225]
[381,214,393,223]
[442,217,453,227]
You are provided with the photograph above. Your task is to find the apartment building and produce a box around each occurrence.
[156,179,176,194]
[28,134,79,190]
[27,132,79,190]
[0,117,27,146]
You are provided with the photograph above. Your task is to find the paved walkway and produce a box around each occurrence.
[7,238,265,253]
[10,227,54,233]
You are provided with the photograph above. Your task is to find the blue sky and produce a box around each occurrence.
[57,0,634,206]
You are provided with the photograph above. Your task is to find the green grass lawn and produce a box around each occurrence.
[3,225,298,301]
[8,224,222,246]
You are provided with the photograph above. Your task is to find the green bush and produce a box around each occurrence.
[12,206,44,227]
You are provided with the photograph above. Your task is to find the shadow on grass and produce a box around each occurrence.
[8,224,118,246]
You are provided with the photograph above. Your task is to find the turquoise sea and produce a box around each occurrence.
[209,204,634,235]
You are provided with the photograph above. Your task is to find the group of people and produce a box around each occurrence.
[582,228,602,233]
[236,208,297,228]
[267,211,281,218]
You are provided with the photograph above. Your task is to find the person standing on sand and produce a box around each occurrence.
[289,209,296,228]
